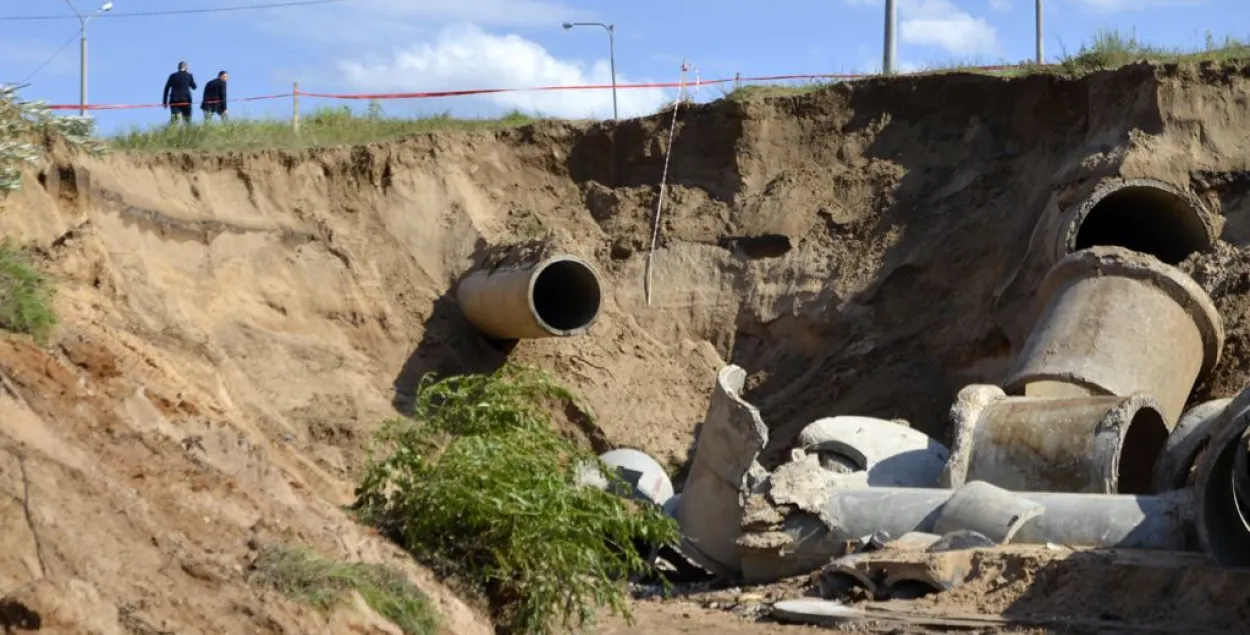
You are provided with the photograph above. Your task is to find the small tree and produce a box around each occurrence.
[0,83,104,193]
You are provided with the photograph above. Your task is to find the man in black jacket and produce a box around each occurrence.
[201,71,228,121]
[162,61,197,124]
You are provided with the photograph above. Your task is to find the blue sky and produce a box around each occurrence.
[0,0,1240,134]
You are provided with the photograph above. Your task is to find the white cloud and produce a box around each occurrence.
[336,24,672,120]
[1064,0,1205,11]
[844,0,1001,57]
[989,0,1011,11]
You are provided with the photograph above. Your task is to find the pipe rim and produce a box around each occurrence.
[1034,245,1225,384]
[1095,392,1170,496]
[1058,177,1216,265]
[1193,387,1250,566]
[526,255,603,336]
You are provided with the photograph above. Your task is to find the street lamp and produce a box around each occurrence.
[65,0,114,117]
[562,21,617,121]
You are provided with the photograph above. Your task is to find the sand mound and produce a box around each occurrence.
[4,61,1250,631]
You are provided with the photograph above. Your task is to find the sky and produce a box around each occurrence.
[0,0,1241,134]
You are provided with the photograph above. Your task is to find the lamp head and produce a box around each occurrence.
[100,2,114,12]
[562,22,573,29]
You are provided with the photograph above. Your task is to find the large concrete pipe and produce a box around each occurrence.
[737,465,1195,583]
[1193,386,1250,566]
[943,385,1169,495]
[455,255,603,339]
[1053,177,1216,266]
[1002,246,1223,425]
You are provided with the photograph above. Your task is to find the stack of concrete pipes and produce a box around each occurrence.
[664,178,1250,582]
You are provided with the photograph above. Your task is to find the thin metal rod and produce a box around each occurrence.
[607,25,618,120]
[883,0,897,75]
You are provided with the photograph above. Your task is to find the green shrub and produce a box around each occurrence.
[353,364,677,634]
[249,544,440,635]
[0,83,105,193]
[0,239,56,340]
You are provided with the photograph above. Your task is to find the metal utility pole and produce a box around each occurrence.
[1035,0,1044,65]
[562,21,618,120]
[883,0,897,75]
[65,0,114,117]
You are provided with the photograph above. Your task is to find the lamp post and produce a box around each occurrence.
[1035,0,1044,65]
[65,0,114,117]
[562,21,617,121]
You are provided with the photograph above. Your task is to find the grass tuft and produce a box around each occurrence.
[353,364,678,635]
[249,544,440,635]
[110,105,543,152]
[0,239,56,341]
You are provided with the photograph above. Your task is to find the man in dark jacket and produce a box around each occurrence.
[201,71,229,121]
[162,61,197,124]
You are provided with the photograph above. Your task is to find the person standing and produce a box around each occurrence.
[162,61,197,124]
[201,71,229,121]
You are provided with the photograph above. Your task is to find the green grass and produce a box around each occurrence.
[723,29,1250,101]
[0,239,56,341]
[249,544,440,635]
[110,104,544,152]
[352,364,678,635]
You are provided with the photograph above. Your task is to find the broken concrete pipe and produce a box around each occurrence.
[455,255,603,339]
[675,366,956,578]
[942,385,1169,495]
[795,416,950,487]
[674,365,771,578]
[575,448,674,507]
[1002,245,1223,425]
[737,463,1196,583]
[1054,177,1215,266]
[1191,386,1250,567]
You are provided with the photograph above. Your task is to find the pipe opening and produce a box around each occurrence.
[531,258,603,333]
[1118,406,1169,495]
[1072,183,1211,265]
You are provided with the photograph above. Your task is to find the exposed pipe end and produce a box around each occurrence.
[456,254,603,340]
[1036,246,1225,384]
[1103,393,1170,496]
[1058,178,1216,266]
[528,256,603,336]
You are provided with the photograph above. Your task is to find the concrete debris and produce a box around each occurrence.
[575,448,674,507]
[665,236,1238,588]
[795,416,950,487]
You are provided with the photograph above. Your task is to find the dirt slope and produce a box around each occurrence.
[5,61,1250,632]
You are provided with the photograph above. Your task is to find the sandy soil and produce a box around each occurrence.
[3,61,1250,632]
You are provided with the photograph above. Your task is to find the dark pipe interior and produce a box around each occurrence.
[1119,407,1170,495]
[531,260,602,332]
[1073,185,1210,265]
